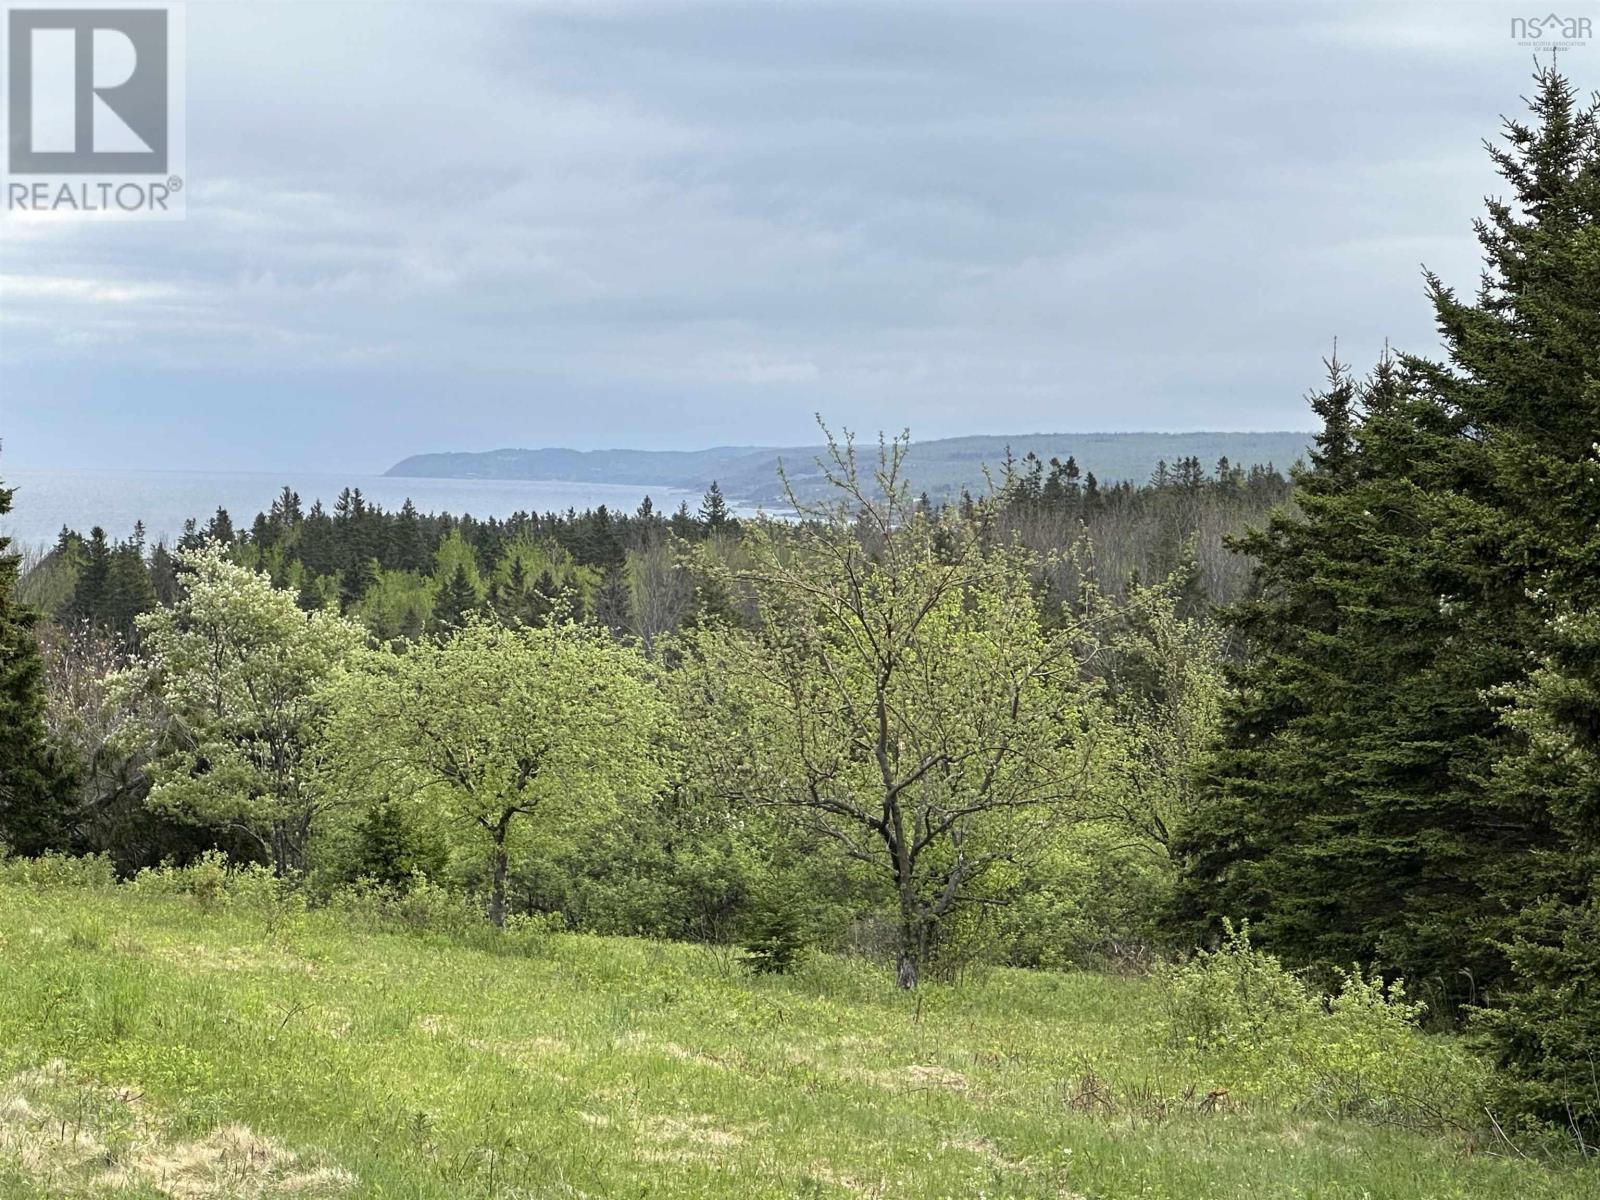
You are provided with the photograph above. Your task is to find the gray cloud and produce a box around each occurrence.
[0,1,1556,470]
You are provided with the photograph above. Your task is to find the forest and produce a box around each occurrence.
[1,68,1598,1194]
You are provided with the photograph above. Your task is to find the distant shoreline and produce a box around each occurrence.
[386,430,1315,507]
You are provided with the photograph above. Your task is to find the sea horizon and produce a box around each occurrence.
[0,466,746,551]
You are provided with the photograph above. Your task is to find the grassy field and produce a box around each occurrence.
[0,876,1590,1200]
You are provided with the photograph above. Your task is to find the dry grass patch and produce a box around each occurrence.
[635,1114,761,1164]
[842,1062,971,1093]
[0,1062,353,1198]
[104,1123,353,1198]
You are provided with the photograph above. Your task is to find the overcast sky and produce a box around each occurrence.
[0,1,1573,471]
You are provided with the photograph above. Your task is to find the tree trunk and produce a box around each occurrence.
[271,823,289,877]
[488,837,509,930]
[896,948,920,990]
[896,907,926,989]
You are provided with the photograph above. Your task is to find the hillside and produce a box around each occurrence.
[386,431,1313,506]
[0,870,1588,1199]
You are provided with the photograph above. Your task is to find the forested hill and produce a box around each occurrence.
[386,431,1313,504]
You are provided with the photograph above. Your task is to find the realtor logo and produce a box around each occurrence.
[3,3,185,217]
[9,7,167,171]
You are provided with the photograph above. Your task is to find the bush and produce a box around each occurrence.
[323,875,485,938]
[0,851,117,891]
[338,797,448,891]
[126,851,292,913]
[741,885,810,974]
[1160,922,1488,1131]
[984,828,1172,971]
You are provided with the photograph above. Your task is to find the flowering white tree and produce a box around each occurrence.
[120,544,365,873]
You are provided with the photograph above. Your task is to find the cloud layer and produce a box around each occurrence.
[0,1,1557,470]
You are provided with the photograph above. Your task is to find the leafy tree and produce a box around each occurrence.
[0,476,72,854]
[356,570,432,643]
[1092,566,1224,856]
[118,544,366,873]
[326,620,673,928]
[681,433,1105,987]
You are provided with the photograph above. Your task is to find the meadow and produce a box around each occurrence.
[0,867,1590,1200]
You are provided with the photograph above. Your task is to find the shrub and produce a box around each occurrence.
[1160,922,1488,1131]
[127,851,292,913]
[342,797,448,891]
[741,885,810,974]
[323,875,484,938]
[984,828,1173,971]
[0,852,117,891]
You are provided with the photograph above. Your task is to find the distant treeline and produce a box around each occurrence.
[23,452,1293,647]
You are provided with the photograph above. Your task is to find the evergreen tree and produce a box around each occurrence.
[107,539,156,642]
[348,796,445,890]
[699,481,731,531]
[1174,72,1600,1030]
[65,527,113,628]
[0,476,72,854]
[148,542,178,606]
[1422,70,1600,1131]
[1169,356,1375,968]
[391,499,424,571]
[670,501,696,540]
[432,562,481,632]
[204,507,235,546]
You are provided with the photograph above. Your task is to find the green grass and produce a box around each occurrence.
[0,878,1589,1199]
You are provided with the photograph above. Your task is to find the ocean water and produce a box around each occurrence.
[0,468,725,551]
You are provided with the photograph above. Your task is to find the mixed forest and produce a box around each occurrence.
[2,70,1599,1180]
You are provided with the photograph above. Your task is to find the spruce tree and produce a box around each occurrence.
[0,476,72,854]
[1175,71,1600,1027]
[699,481,731,531]
[432,563,481,632]
[203,507,235,546]
[107,538,156,642]
[66,526,112,627]
[1424,70,1600,1132]
[1169,356,1373,967]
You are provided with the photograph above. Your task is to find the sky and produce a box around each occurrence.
[0,1,1576,472]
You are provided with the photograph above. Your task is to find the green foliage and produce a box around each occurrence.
[682,431,1108,987]
[354,568,432,642]
[1173,74,1600,1063]
[322,874,489,938]
[1479,603,1600,1141]
[341,796,449,891]
[740,880,811,974]
[1479,897,1600,1142]
[0,851,117,891]
[116,544,366,874]
[987,824,1173,971]
[324,619,675,928]
[0,476,74,856]
[1089,567,1224,856]
[125,849,295,914]
[1161,924,1488,1132]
